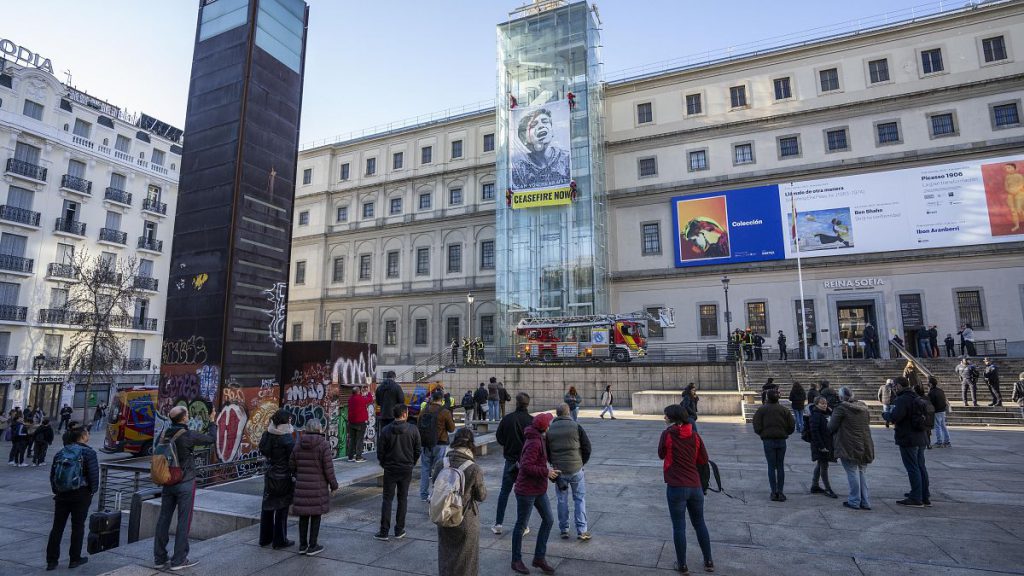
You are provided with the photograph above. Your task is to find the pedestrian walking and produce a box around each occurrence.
[883,377,931,507]
[658,404,714,574]
[681,383,700,432]
[599,385,615,419]
[511,413,557,575]
[808,396,837,499]
[983,358,1004,406]
[1012,373,1024,422]
[433,428,486,576]
[498,380,511,418]
[563,386,582,421]
[956,358,980,407]
[418,390,456,502]
[258,410,295,549]
[788,382,806,434]
[33,418,55,466]
[487,377,501,422]
[777,330,788,361]
[153,405,218,571]
[546,403,592,541]
[927,377,951,448]
[473,383,489,421]
[752,389,795,501]
[58,405,73,432]
[8,414,29,466]
[375,404,420,541]
[492,392,534,535]
[877,378,897,429]
[818,380,839,409]
[944,334,955,358]
[291,419,339,556]
[375,371,405,432]
[45,425,99,571]
[92,403,105,432]
[347,384,374,462]
[828,387,874,511]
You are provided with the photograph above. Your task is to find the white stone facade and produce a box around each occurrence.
[0,62,180,411]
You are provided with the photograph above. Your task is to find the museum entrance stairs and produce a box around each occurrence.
[741,358,1024,427]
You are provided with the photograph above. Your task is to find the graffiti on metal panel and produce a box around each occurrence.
[363,401,377,453]
[216,378,280,462]
[283,361,338,452]
[192,273,209,290]
[215,403,248,462]
[263,283,287,348]
[332,349,377,388]
[162,336,209,365]
[158,363,217,434]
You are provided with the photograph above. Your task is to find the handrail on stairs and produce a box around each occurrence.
[887,338,936,380]
[395,350,450,382]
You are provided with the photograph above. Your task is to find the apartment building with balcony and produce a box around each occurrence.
[0,58,179,413]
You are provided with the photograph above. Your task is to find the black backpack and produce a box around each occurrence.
[910,397,929,432]
[800,414,812,443]
[461,392,474,410]
[418,405,440,449]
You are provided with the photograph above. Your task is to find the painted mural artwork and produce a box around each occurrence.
[331,347,378,387]
[158,364,215,434]
[217,377,280,462]
[263,282,287,348]
[283,360,340,453]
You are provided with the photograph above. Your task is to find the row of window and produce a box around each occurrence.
[0,332,149,363]
[302,134,496,185]
[294,314,496,347]
[636,101,1021,177]
[302,182,497,226]
[636,36,1010,124]
[295,240,496,285]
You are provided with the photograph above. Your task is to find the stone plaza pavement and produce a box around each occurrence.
[3,411,1024,575]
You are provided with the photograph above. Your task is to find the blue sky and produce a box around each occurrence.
[5,0,950,146]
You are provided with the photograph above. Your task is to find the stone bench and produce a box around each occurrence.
[632,390,744,416]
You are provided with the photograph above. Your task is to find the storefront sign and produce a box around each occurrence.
[0,38,53,73]
[822,278,885,289]
[66,87,122,118]
[510,187,573,209]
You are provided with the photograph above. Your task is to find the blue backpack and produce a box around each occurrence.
[53,444,86,493]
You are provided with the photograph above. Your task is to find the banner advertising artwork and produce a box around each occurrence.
[672,186,785,267]
[508,99,571,201]
[671,154,1024,268]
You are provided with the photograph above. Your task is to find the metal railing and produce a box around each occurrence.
[142,198,166,214]
[137,237,162,252]
[47,262,79,279]
[55,217,87,236]
[39,308,75,325]
[98,460,149,512]
[61,174,93,195]
[396,350,449,382]
[0,253,33,273]
[0,205,41,226]
[39,356,70,370]
[104,187,132,205]
[122,358,152,371]
[6,157,47,181]
[133,276,159,291]
[99,227,128,245]
[0,355,17,370]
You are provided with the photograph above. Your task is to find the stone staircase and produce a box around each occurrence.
[740,357,1024,427]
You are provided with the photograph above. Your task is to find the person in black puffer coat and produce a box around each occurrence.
[808,396,837,498]
[258,410,296,549]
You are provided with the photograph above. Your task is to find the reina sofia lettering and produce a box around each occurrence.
[0,39,53,74]
[731,219,763,227]
[822,278,885,288]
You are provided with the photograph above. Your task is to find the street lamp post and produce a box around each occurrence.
[721,276,732,359]
[32,353,46,412]
[466,292,475,364]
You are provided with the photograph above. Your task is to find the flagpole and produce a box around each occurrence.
[792,194,810,360]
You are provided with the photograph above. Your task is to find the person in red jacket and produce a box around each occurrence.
[658,404,714,574]
[511,412,557,575]
[347,385,374,463]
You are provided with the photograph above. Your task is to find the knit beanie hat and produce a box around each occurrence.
[532,412,554,432]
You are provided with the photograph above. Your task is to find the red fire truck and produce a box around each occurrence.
[515,310,674,363]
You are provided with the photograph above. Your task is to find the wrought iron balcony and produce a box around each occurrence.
[55,218,87,236]
[39,308,80,325]
[39,356,70,370]
[137,237,163,252]
[123,358,152,371]
[0,254,33,274]
[0,205,41,226]
[60,174,92,195]
[142,198,167,215]
[104,187,132,206]
[131,317,158,331]
[134,276,159,291]
[0,305,28,322]
[99,228,128,245]
[97,269,123,286]
[0,355,17,370]
[47,262,79,280]
[6,158,47,181]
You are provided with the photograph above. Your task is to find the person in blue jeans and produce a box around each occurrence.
[884,377,931,507]
[658,404,714,573]
[418,391,455,501]
[788,382,806,434]
[487,378,501,422]
[492,393,534,536]
[511,413,556,575]
[546,404,592,540]
[752,389,795,501]
[828,387,875,511]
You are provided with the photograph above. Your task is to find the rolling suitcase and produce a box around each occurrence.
[87,492,121,554]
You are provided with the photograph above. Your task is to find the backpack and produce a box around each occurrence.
[53,444,87,493]
[418,405,440,449]
[800,413,812,443]
[461,392,474,410]
[967,365,979,383]
[910,396,929,432]
[429,455,473,527]
[151,429,187,486]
